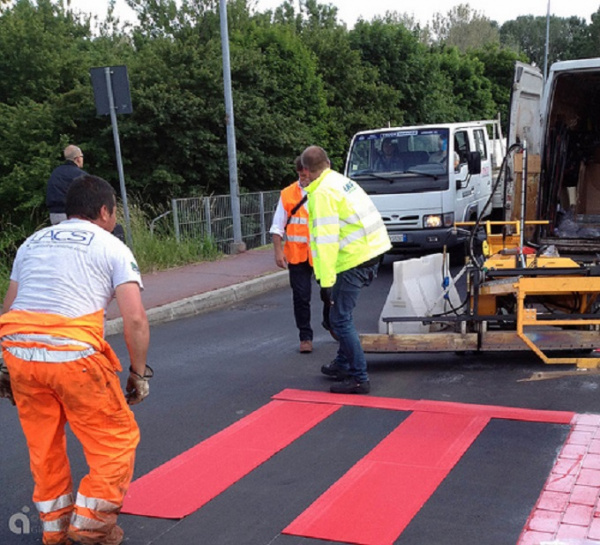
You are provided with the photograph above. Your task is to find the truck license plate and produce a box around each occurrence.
[390,234,407,243]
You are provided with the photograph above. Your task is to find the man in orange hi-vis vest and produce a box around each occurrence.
[0,175,151,545]
[270,156,333,354]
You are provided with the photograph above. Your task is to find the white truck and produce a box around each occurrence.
[343,120,503,255]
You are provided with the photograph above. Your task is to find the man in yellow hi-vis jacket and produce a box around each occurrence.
[0,175,151,545]
[301,146,391,394]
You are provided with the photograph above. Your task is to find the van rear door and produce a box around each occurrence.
[507,61,544,154]
[505,62,544,224]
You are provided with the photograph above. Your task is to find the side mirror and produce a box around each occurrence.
[467,151,481,174]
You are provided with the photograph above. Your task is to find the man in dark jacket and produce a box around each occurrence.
[46,145,87,224]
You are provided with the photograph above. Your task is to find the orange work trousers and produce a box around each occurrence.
[4,350,140,545]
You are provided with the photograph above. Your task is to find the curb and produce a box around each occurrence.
[105,270,289,337]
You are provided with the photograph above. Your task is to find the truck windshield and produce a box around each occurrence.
[346,128,451,194]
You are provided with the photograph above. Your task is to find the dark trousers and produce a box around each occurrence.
[288,261,313,341]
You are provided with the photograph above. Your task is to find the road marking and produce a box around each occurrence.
[284,411,489,545]
[123,388,589,544]
[122,400,339,518]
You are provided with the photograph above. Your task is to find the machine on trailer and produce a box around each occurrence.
[361,213,600,377]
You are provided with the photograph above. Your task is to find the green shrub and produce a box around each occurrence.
[0,200,221,299]
[0,222,30,299]
[121,200,220,274]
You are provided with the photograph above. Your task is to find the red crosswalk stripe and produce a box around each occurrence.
[122,388,576,544]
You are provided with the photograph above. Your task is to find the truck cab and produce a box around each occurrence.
[344,121,499,254]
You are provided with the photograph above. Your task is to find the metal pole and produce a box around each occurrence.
[104,67,133,248]
[203,197,212,240]
[259,192,266,246]
[519,141,528,268]
[172,198,180,243]
[219,0,245,254]
[543,0,551,82]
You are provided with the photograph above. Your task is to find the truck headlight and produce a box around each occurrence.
[423,212,454,228]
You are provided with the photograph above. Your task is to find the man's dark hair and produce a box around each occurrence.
[295,156,303,172]
[66,175,116,220]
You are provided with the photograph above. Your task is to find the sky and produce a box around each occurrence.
[67,0,600,27]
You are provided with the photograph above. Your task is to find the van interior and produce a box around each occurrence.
[542,70,600,243]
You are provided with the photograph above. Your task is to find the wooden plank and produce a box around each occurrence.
[361,330,599,353]
[480,330,598,351]
[360,333,477,352]
[509,154,541,239]
[513,153,541,174]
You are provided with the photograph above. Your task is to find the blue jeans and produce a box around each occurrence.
[330,263,378,382]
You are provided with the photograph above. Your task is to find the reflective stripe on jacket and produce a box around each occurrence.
[306,169,391,288]
[281,182,311,265]
[0,309,122,371]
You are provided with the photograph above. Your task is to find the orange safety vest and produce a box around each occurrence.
[0,309,122,370]
[281,182,311,265]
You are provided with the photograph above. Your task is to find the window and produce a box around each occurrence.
[473,129,488,159]
[454,131,469,163]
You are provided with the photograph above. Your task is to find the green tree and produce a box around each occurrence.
[429,45,496,122]
[273,1,399,165]
[0,0,93,105]
[227,19,329,189]
[0,0,557,237]
[429,3,500,51]
[468,43,528,129]
[0,100,58,224]
[111,0,330,196]
[500,15,589,66]
[572,8,600,58]
[350,18,433,125]
[351,18,495,125]
[0,0,100,224]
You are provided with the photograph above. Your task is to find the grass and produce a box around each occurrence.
[0,260,11,303]
[0,222,29,300]
[0,200,221,299]
[123,201,220,273]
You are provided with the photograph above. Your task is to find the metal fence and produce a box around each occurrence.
[171,190,280,252]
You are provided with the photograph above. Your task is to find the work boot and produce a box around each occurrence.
[68,524,124,545]
[330,378,370,394]
[299,340,313,353]
[320,360,348,380]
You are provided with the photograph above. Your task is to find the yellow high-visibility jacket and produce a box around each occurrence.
[306,169,391,288]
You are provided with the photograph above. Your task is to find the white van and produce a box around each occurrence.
[344,121,501,253]
[506,59,600,254]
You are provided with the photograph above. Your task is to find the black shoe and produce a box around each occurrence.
[330,378,370,394]
[321,360,348,380]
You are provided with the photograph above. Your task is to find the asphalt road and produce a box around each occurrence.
[1,255,600,544]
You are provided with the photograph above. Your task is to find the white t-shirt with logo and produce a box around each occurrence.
[10,219,143,318]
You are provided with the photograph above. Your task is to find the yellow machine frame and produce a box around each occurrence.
[361,220,600,372]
